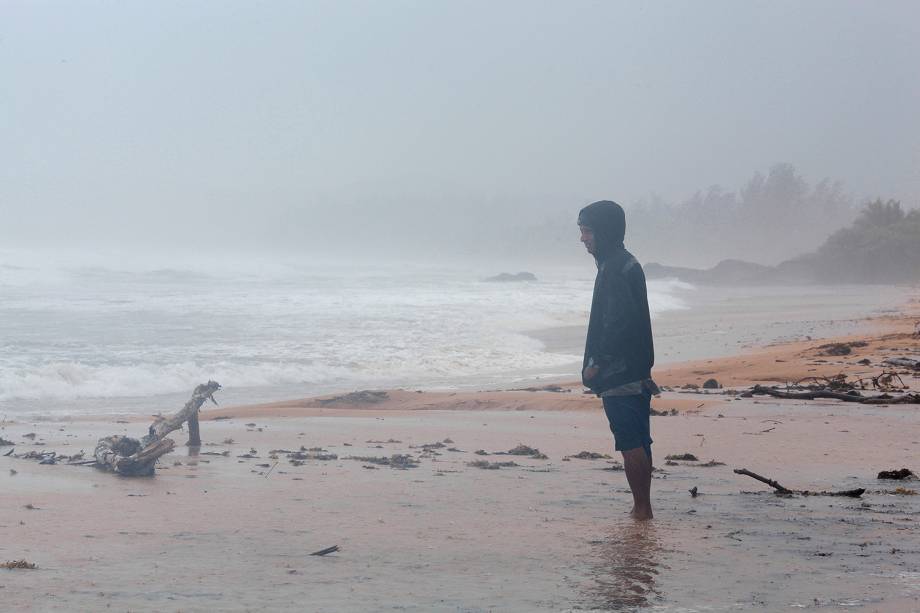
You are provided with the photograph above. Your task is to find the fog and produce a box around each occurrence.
[2,1,918,268]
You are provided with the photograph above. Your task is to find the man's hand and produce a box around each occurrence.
[583,366,599,381]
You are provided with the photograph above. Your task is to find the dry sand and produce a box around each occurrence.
[1,295,918,612]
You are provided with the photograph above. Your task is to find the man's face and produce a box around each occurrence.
[579,225,595,255]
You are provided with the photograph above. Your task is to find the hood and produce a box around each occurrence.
[577,200,626,261]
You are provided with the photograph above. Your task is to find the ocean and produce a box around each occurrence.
[0,248,907,417]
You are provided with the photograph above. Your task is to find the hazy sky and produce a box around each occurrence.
[2,1,918,252]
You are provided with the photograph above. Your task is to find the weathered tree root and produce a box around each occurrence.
[94,381,220,476]
[741,384,919,404]
[734,468,865,498]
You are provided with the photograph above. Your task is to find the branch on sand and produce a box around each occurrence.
[734,468,865,498]
[94,381,220,476]
[741,384,919,405]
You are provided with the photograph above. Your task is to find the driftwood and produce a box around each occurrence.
[94,381,220,476]
[741,384,919,405]
[734,468,865,498]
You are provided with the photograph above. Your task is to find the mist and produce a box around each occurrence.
[2,1,918,268]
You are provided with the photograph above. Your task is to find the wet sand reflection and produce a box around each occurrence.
[580,521,662,610]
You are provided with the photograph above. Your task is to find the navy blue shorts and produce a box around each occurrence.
[602,392,653,459]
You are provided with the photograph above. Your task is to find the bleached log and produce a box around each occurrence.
[94,381,220,476]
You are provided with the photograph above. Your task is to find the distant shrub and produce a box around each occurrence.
[813,199,920,282]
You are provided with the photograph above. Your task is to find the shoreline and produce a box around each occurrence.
[186,287,918,421]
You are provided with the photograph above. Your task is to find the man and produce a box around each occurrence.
[578,200,657,520]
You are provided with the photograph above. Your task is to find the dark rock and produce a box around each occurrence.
[484,272,537,283]
[878,468,916,480]
[826,344,851,355]
[702,378,721,389]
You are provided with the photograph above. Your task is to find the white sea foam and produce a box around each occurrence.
[0,250,693,412]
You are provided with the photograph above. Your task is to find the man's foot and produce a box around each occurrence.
[630,506,653,521]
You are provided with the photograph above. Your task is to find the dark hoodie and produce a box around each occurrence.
[578,201,654,393]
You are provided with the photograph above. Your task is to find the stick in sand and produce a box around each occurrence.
[734,468,865,498]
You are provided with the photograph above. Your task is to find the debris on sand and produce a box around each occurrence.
[513,384,568,393]
[347,454,418,469]
[0,436,13,446]
[12,450,89,466]
[734,467,865,498]
[650,408,678,416]
[284,447,338,464]
[665,453,699,461]
[309,545,339,556]
[504,444,548,459]
[467,460,519,470]
[818,341,867,356]
[743,382,918,404]
[689,486,699,498]
[472,444,548,459]
[318,390,388,406]
[878,468,916,480]
[893,488,917,495]
[410,441,446,450]
[698,460,727,467]
[1,560,37,569]
[566,451,612,460]
[883,357,920,370]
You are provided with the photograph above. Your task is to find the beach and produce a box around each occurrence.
[2,289,918,611]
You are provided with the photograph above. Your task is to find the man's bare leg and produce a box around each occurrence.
[622,447,653,520]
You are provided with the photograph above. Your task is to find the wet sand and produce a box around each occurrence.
[1,296,918,611]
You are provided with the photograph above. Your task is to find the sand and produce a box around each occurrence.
[1,295,918,611]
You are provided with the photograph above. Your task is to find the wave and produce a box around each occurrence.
[0,360,356,403]
[0,259,694,408]
[647,279,694,318]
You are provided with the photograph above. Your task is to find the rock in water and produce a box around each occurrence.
[484,272,537,282]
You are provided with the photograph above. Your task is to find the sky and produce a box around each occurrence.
[2,0,918,256]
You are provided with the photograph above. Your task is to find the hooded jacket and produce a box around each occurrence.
[579,201,654,394]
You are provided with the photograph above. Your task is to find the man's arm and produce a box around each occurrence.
[590,267,637,377]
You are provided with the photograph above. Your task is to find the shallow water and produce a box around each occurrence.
[2,400,917,611]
